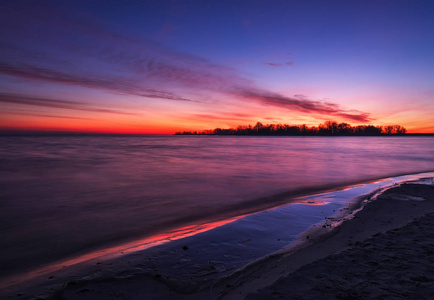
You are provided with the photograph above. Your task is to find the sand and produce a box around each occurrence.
[2,179,434,299]
[223,180,434,299]
[246,213,434,299]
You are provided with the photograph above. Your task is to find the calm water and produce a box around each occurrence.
[1,135,433,279]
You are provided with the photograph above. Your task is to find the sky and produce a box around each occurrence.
[1,0,434,134]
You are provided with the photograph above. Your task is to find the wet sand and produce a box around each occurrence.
[247,213,434,299]
[233,180,434,299]
[3,179,434,299]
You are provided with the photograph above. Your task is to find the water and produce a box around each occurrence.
[1,135,433,281]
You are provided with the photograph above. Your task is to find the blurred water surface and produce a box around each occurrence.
[1,135,433,278]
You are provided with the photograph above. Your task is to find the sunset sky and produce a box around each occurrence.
[1,0,433,134]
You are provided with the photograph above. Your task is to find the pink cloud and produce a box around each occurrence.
[0,2,371,124]
[232,88,372,123]
[0,93,138,116]
[264,61,294,67]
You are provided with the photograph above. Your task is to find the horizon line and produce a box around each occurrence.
[1,129,434,136]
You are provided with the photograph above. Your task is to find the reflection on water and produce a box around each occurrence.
[0,135,433,279]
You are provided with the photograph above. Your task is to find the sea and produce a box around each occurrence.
[1,135,433,283]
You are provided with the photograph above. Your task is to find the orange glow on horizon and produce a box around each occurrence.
[1,112,433,134]
[2,124,433,135]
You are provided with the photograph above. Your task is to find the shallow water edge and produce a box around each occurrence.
[2,171,434,299]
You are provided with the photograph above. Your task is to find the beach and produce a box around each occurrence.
[2,0,434,298]
[228,179,434,299]
[2,0,434,297]
[247,213,434,299]
[2,177,433,299]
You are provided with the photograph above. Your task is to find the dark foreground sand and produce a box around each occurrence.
[247,213,434,299]
[3,180,434,299]
[228,181,434,300]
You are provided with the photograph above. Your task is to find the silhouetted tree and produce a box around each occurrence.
[175,121,407,136]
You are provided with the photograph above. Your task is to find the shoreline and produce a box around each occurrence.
[4,170,432,286]
[246,213,434,299]
[0,172,419,285]
[2,175,434,299]
[217,178,434,299]
[242,178,434,299]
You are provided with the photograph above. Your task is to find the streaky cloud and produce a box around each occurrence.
[6,110,92,120]
[0,93,138,116]
[264,62,294,67]
[264,62,285,67]
[0,2,372,123]
[0,62,192,103]
[190,112,253,122]
[232,88,372,123]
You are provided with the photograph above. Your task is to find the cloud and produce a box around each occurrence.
[264,62,284,67]
[0,93,138,116]
[5,109,92,120]
[264,61,294,67]
[0,62,193,103]
[232,88,372,123]
[0,2,371,123]
[334,112,371,123]
[190,112,253,122]
[264,117,284,121]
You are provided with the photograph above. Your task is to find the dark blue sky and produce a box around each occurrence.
[1,0,433,133]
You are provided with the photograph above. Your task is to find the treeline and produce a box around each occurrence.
[175,121,407,136]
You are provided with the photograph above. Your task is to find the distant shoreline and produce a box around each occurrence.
[175,132,434,136]
[1,131,433,137]
[175,121,414,136]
